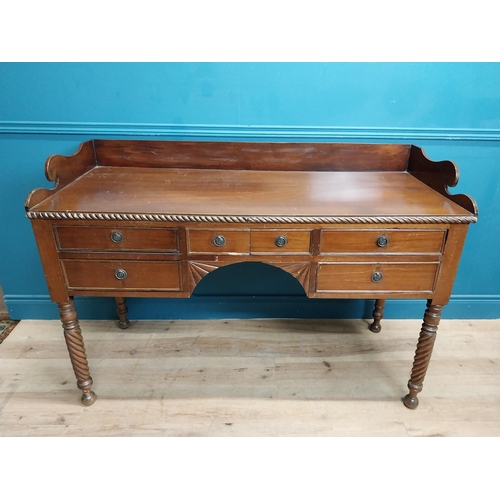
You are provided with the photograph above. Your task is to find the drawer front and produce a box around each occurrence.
[187,230,250,254]
[250,230,312,254]
[316,263,439,292]
[62,260,182,291]
[320,229,445,254]
[56,226,179,253]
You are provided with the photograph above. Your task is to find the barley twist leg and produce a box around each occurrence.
[403,300,443,409]
[115,297,131,329]
[58,300,96,406]
[369,298,385,332]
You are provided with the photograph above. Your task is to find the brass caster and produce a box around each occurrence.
[118,319,131,330]
[403,394,419,409]
[81,391,97,406]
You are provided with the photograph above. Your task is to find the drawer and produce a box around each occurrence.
[320,229,445,254]
[61,260,182,291]
[187,230,250,254]
[315,263,439,292]
[55,226,180,253]
[250,230,312,254]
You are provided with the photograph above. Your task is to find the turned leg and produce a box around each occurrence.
[57,300,97,406]
[403,300,443,409]
[369,298,385,332]
[115,297,131,329]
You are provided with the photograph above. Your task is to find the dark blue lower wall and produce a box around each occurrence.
[5,294,499,321]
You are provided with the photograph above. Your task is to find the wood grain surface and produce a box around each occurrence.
[31,168,472,218]
[1,318,498,437]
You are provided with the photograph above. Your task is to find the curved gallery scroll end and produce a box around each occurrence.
[25,187,53,212]
[408,145,459,186]
[408,145,478,217]
[25,141,97,212]
[44,140,95,183]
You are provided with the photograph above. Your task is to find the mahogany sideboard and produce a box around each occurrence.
[25,140,478,408]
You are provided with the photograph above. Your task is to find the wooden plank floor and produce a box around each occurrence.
[1,318,499,436]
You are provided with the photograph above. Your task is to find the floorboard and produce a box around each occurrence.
[1,318,499,437]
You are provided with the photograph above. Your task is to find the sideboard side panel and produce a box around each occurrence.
[31,220,70,302]
[432,224,470,304]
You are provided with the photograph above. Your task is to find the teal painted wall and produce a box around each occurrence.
[1,63,499,320]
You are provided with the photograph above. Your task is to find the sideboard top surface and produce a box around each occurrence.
[25,140,478,223]
[30,166,472,219]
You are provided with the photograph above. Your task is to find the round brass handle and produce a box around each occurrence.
[111,231,123,243]
[371,271,383,283]
[114,269,128,280]
[212,235,226,247]
[275,235,288,247]
[376,235,388,248]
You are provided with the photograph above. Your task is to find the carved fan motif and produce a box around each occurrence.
[272,262,311,291]
[188,261,224,288]
[188,261,311,293]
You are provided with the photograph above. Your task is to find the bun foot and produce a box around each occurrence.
[81,391,97,406]
[403,394,419,409]
[115,297,130,330]
[369,299,385,333]
[118,319,131,330]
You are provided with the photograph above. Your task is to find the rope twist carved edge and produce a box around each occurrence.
[27,212,478,224]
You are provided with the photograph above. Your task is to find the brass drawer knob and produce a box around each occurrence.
[111,231,123,243]
[114,269,128,280]
[376,235,388,248]
[212,235,226,247]
[371,271,383,283]
[275,235,288,247]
